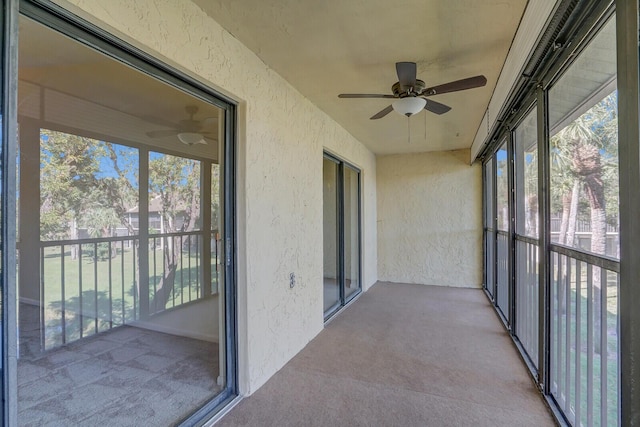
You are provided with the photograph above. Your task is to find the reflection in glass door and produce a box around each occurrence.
[343,166,360,301]
[14,14,235,425]
[323,154,361,320]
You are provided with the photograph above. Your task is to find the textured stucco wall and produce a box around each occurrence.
[53,0,377,394]
[377,149,482,287]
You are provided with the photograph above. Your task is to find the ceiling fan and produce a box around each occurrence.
[338,62,487,119]
[145,105,216,145]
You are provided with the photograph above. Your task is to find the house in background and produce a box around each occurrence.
[2,0,640,426]
[124,195,191,236]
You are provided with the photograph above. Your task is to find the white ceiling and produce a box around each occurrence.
[194,0,529,155]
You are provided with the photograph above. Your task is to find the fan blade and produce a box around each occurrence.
[146,129,179,138]
[424,75,487,96]
[140,115,179,129]
[339,94,395,99]
[370,105,394,120]
[396,62,417,91]
[424,99,452,115]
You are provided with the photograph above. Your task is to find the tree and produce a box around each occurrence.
[39,130,212,315]
[40,130,100,240]
[40,130,108,260]
[551,91,618,353]
[551,92,618,253]
[148,154,201,311]
[523,151,539,237]
[496,154,509,230]
[550,134,580,246]
[98,143,139,236]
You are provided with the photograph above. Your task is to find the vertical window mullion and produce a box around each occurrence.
[508,131,516,331]
[357,170,362,295]
[202,160,212,296]
[139,149,149,319]
[492,156,498,300]
[538,86,551,392]
[616,1,640,425]
[223,103,237,398]
[338,162,345,305]
[2,0,20,424]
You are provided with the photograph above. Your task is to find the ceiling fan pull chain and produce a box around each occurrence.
[424,110,427,141]
[408,116,411,144]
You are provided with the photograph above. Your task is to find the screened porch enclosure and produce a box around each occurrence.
[19,122,222,352]
[482,12,621,426]
[23,126,222,351]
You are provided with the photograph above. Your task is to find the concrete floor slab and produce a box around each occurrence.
[218,282,555,426]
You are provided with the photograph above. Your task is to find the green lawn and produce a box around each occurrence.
[39,244,219,349]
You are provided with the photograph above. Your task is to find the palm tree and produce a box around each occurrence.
[551,91,618,353]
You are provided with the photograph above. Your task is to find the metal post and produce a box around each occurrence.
[616,0,640,425]
[338,162,345,307]
[202,161,213,296]
[492,157,498,299]
[508,130,516,331]
[482,161,488,293]
[2,0,19,423]
[537,85,551,391]
[139,149,150,318]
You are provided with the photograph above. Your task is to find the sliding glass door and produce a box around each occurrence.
[323,157,340,314]
[0,2,238,424]
[343,166,360,302]
[323,154,361,320]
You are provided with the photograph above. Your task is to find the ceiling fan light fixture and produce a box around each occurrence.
[392,97,427,117]
[177,132,206,145]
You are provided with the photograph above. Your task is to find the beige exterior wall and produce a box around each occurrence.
[377,149,482,288]
[52,0,377,395]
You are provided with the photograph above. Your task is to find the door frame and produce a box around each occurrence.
[2,1,239,424]
[323,152,362,321]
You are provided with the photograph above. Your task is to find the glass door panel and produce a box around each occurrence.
[548,16,619,424]
[343,166,360,301]
[17,15,231,425]
[323,157,340,314]
[495,143,510,322]
[484,158,495,297]
[323,155,361,319]
[515,108,539,239]
[514,107,540,367]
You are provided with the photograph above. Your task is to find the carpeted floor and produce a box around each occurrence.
[18,305,220,426]
[218,282,555,427]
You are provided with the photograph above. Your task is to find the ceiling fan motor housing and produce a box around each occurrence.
[392,79,426,97]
